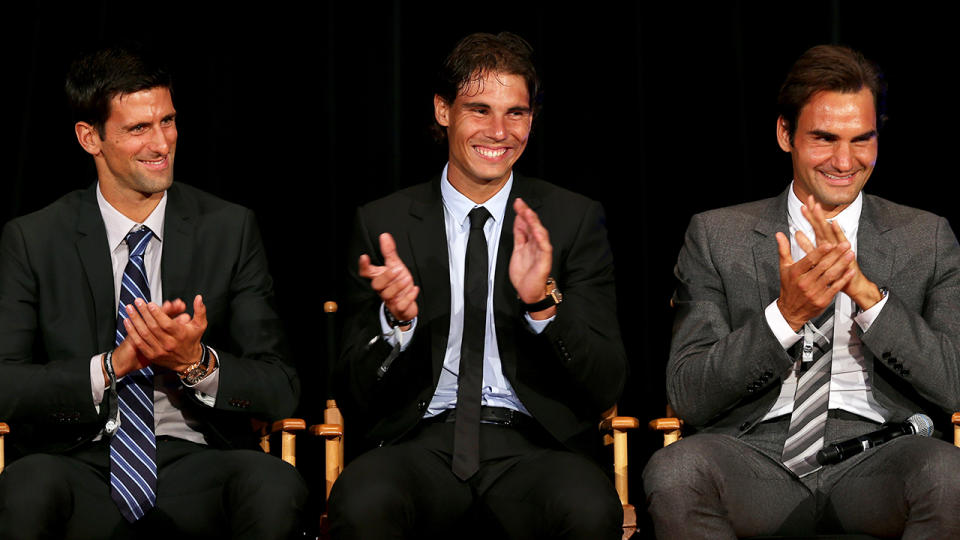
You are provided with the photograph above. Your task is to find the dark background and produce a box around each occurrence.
[6,0,958,532]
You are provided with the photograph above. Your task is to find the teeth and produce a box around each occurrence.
[475,147,506,158]
[822,171,854,180]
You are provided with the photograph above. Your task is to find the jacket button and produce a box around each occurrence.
[739,421,751,431]
[417,400,427,411]
[901,368,910,376]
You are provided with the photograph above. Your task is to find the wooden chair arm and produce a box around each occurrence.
[310,423,345,500]
[648,418,682,431]
[600,416,641,431]
[953,412,960,448]
[0,422,8,475]
[309,424,344,439]
[256,418,305,467]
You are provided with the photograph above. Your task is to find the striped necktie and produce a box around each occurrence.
[110,226,158,522]
[782,304,835,477]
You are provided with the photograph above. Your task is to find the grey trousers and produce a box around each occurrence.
[642,414,960,539]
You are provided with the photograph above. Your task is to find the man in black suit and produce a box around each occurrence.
[0,46,306,538]
[644,45,960,537]
[328,32,627,539]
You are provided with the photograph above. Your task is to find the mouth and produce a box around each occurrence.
[473,146,508,160]
[139,156,169,171]
[818,169,858,185]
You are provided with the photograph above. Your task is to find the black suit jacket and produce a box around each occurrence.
[668,189,960,440]
[335,174,627,455]
[0,182,298,456]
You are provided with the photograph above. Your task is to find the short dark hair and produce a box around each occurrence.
[65,45,172,139]
[432,32,541,141]
[777,44,886,144]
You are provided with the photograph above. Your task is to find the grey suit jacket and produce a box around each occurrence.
[667,188,960,439]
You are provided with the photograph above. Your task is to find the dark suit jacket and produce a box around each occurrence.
[335,174,627,455]
[668,188,960,440]
[0,182,298,456]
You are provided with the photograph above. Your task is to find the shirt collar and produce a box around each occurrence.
[96,183,167,251]
[786,181,862,242]
[440,163,513,229]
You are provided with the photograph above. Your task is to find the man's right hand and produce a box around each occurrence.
[358,233,419,329]
[103,299,189,384]
[775,231,856,331]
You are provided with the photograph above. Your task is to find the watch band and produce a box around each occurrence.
[384,307,414,328]
[521,277,563,312]
[180,344,214,387]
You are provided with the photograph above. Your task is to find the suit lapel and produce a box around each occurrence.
[161,185,195,304]
[75,185,118,351]
[751,190,790,308]
[492,175,540,380]
[406,181,451,380]
[857,196,894,288]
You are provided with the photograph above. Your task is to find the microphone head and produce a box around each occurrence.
[907,413,934,437]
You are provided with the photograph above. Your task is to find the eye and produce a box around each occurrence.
[161,117,176,127]
[129,124,148,134]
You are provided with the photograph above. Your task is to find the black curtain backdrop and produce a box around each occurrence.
[6,1,958,533]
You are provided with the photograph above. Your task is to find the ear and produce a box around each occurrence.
[434,95,450,128]
[776,116,792,153]
[75,122,102,156]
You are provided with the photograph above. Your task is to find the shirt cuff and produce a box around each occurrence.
[380,303,417,351]
[191,347,220,407]
[765,299,803,349]
[854,294,888,332]
[90,354,106,407]
[524,312,554,334]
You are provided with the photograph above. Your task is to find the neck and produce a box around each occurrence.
[99,181,164,223]
[447,173,510,204]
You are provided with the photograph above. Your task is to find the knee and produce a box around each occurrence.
[0,454,71,508]
[0,454,72,533]
[642,440,714,497]
[546,484,623,538]
[226,452,307,528]
[327,456,411,526]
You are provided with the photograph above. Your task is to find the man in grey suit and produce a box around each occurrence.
[644,45,960,537]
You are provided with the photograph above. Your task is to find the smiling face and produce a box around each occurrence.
[434,71,532,202]
[778,87,878,217]
[79,86,177,204]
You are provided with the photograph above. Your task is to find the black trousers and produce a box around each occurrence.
[643,413,960,538]
[327,420,622,540]
[0,438,308,540]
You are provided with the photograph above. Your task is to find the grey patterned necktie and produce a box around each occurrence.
[782,303,835,477]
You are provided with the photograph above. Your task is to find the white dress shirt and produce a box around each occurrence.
[378,164,553,418]
[762,183,890,423]
[88,183,218,443]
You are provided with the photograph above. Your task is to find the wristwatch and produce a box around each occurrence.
[521,277,563,312]
[180,344,215,387]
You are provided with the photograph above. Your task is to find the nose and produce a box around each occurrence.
[148,124,173,154]
[832,142,853,171]
[483,114,507,141]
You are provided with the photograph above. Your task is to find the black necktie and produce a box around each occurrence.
[452,207,491,480]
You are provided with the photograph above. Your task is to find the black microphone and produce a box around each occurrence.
[816,413,934,465]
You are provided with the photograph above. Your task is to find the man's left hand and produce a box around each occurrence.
[510,197,555,320]
[799,195,884,311]
[122,294,208,373]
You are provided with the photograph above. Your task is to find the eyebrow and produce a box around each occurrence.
[460,102,531,113]
[808,129,877,142]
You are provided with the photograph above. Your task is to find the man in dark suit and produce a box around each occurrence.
[0,47,306,538]
[644,45,960,537]
[328,32,627,539]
